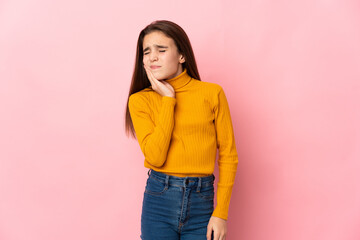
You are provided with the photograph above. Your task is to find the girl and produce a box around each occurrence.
[125,20,238,240]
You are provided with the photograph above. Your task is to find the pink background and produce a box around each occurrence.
[1,0,360,239]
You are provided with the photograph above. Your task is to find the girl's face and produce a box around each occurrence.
[142,31,185,80]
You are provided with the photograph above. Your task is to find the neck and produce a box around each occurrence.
[165,68,192,91]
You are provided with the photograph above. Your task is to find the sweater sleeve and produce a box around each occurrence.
[212,86,239,220]
[128,94,177,168]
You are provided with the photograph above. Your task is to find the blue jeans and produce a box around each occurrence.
[141,169,215,240]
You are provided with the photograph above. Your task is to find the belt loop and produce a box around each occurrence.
[183,177,188,188]
[165,175,169,190]
[147,169,151,176]
[196,177,202,192]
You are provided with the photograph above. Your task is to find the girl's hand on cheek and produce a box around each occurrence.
[143,64,175,98]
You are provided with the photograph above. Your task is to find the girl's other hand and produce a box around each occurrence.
[207,216,227,240]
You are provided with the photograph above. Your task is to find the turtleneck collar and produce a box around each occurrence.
[165,68,192,90]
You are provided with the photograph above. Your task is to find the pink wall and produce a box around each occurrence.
[1,0,359,239]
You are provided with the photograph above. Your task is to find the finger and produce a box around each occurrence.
[144,65,171,92]
[144,66,162,90]
[206,226,213,240]
[213,230,220,240]
[222,233,227,240]
[144,65,158,83]
[144,68,160,91]
[143,65,154,84]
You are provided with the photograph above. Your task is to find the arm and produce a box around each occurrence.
[212,86,239,220]
[128,94,177,167]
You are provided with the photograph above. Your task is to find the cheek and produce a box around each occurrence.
[164,54,177,65]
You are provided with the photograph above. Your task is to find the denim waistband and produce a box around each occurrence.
[147,169,215,189]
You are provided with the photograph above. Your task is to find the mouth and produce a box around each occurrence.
[150,65,161,70]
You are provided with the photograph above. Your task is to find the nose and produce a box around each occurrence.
[149,52,158,62]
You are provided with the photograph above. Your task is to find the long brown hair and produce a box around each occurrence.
[125,20,201,139]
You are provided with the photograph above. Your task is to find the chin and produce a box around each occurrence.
[153,72,168,81]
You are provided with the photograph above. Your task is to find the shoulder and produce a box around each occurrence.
[194,80,224,96]
[129,88,153,108]
[129,87,154,100]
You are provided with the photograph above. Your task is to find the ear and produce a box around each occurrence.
[179,54,186,63]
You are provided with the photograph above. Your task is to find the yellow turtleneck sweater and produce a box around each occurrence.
[128,68,238,220]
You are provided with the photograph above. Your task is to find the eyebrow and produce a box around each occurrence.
[143,45,168,52]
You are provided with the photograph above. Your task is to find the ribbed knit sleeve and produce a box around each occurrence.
[212,87,239,220]
[128,94,177,167]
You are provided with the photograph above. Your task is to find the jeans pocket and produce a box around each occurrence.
[145,176,168,196]
[197,182,214,200]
